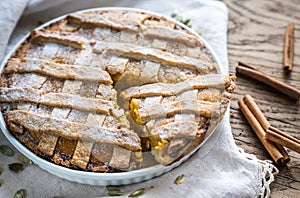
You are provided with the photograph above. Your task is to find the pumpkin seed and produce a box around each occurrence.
[0,166,3,175]
[107,191,123,196]
[106,185,121,192]
[128,188,145,197]
[18,154,32,166]
[175,174,185,185]
[9,163,25,173]
[14,189,26,198]
[106,185,123,196]
[0,145,14,156]
[0,179,3,187]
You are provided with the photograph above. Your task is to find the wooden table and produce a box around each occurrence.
[222,0,300,197]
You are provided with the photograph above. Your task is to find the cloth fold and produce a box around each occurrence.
[0,0,277,197]
[0,0,29,62]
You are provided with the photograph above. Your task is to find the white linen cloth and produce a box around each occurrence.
[0,0,278,197]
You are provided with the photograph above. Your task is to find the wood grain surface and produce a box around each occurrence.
[222,0,300,197]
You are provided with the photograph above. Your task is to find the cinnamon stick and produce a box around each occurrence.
[266,126,300,154]
[236,62,300,100]
[243,95,270,131]
[283,23,295,73]
[238,98,290,165]
[275,143,290,163]
[243,95,300,155]
[270,126,300,145]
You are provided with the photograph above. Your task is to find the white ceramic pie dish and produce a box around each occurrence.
[0,7,224,186]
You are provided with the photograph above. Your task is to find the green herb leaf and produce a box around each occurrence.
[186,21,192,28]
[0,145,14,156]
[0,179,3,187]
[128,188,145,197]
[175,15,184,23]
[0,166,3,175]
[183,18,191,25]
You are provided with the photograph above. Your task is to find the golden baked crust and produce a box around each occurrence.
[0,9,235,171]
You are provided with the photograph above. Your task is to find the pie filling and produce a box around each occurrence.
[0,10,235,172]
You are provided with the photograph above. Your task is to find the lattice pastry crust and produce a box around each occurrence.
[0,9,235,172]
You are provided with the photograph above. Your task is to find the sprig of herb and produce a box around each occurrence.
[171,12,202,35]
[171,12,192,28]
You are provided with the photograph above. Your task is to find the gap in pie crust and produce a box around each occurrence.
[0,9,236,172]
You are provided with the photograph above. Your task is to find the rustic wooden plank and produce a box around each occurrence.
[222,0,300,197]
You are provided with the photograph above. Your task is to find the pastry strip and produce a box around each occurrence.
[7,110,141,151]
[142,26,201,47]
[67,13,140,31]
[71,140,94,169]
[131,99,220,124]
[4,58,112,84]
[152,119,198,141]
[93,42,214,72]
[109,146,132,170]
[139,62,160,83]
[121,74,232,100]
[0,87,114,114]
[106,57,128,75]
[31,30,86,49]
